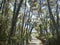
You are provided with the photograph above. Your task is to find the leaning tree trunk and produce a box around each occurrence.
[56,0,59,38]
[8,0,23,45]
[47,0,59,38]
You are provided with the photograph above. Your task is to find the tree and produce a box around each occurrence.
[47,0,59,38]
[8,0,23,45]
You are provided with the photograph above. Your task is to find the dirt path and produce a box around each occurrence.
[29,36,43,45]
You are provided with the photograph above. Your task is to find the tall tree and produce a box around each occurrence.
[8,0,23,44]
[56,0,59,37]
[47,0,59,38]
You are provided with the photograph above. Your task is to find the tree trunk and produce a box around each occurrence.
[47,0,59,38]
[8,0,23,45]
